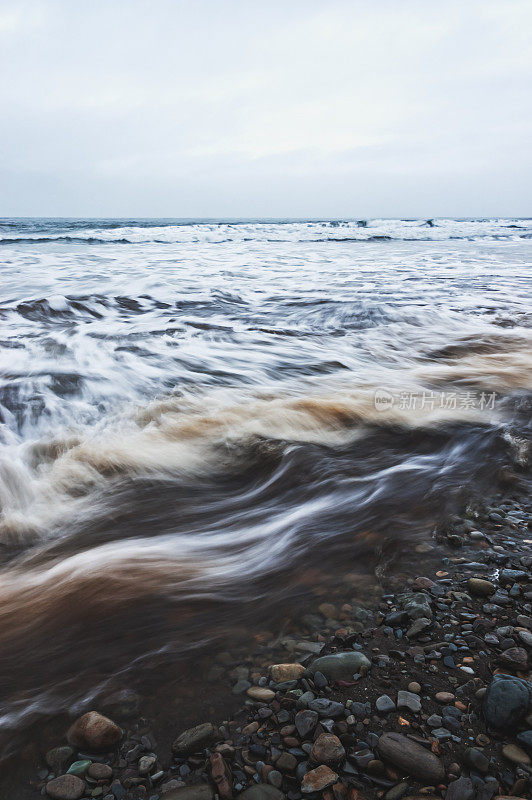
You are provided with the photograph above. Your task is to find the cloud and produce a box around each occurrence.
[0,0,531,216]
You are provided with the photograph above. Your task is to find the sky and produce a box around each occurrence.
[0,0,531,218]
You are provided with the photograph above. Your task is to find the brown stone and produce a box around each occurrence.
[270,664,305,682]
[66,711,121,751]
[377,732,445,783]
[301,765,338,793]
[310,733,346,765]
[246,686,275,702]
[87,763,112,780]
[46,775,85,800]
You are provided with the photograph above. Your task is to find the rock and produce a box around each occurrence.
[209,752,232,800]
[518,630,532,647]
[66,712,121,752]
[516,730,532,755]
[307,652,370,680]
[446,777,474,800]
[377,732,445,783]
[45,775,85,800]
[435,691,455,703]
[87,763,112,780]
[294,709,318,738]
[66,760,91,776]
[246,686,275,702]
[276,752,297,772]
[307,698,345,718]
[164,786,214,800]
[406,618,431,638]
[464,747,489,773]
[408,682,421,694]
[138,755,157,775]
[397,691,421,713]
[500,647,528,670]
[46,746,74,773]
[301,765,338,793]
[376,695,396,713]
[236,787,284,800]
[483,675,532,730]
[270,664,305,682]
[468,579,495,596]
[501,743,531,765]
[309,733,346,765]
[172,722,218,755]
[400,593,432,620]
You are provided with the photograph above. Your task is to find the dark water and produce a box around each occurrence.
[0,217,531,756]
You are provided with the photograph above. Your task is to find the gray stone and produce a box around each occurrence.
[397,690,421,713]
[294,709,318,739]
[483,674,532,730]
[307,651,370,680]
[376,695,396,714]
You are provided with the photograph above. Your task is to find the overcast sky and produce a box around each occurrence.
[1,0,531,218]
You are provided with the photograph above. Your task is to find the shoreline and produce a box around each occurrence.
[14,479,532,799]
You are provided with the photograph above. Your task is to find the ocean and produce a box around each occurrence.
[0,216,531,759]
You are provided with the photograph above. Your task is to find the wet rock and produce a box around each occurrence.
[87,763,113,780]
[301,765,338,793]
[210,752,232,800]
[294,709,318,738]
[500,647,528,670]
[377,732,445,783]
[247,686,275,702]
[164,786,215,800]
[468,578,495,596]
[66,760,91,776]
[236,786,284,800]
[307,651,370,680]
[172,722,218,755]
[67,711,122,752]
[138,755,157,775]
[516,730,532,755]
[46,746,74,773]
[501,743,531,765]
[309,733,346,765]
[464,747,489,773]
[483,675,532,730]
[446,777,474,800]
[400,593,432,620]
[270,664,305,682]
[45,775,85,800]
[308,698,345,718]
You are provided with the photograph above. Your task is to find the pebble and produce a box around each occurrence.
[376,694,396,713]
[45,775,85,800]
[309,732,345,765]
[67,712,122,752]
[377,732,445,783]
[270,663,305,682]
[246,686,276,702]
[172,723,218,755]
[307,651,370,680]
[435,691,455,703]
[501,743,531,765]
[397,690,421,713]
[301,765,338,793]
[468,578,495,596]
